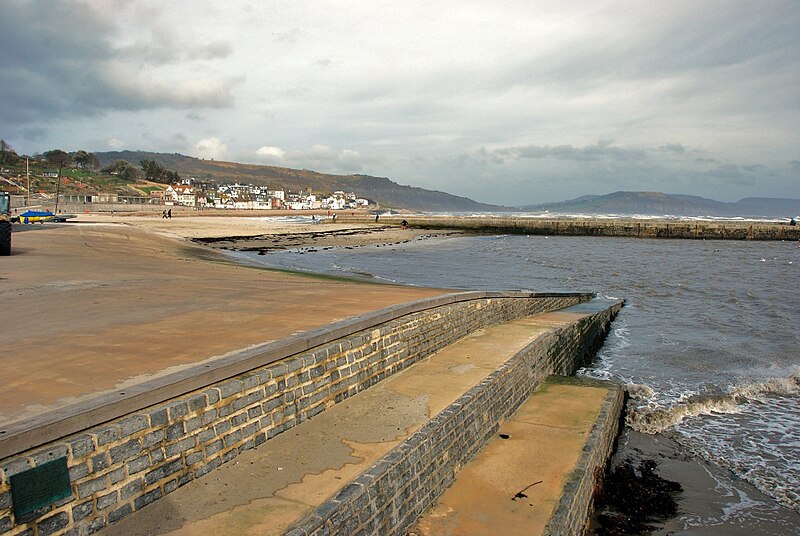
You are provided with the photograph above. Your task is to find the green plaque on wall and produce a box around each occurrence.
[10,457,72,521]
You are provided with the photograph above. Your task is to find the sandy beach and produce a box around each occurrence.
[69,212,458,250]
[1,216,448,426]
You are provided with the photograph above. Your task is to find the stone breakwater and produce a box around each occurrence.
[0,292,623,536]
[343,215,800,241]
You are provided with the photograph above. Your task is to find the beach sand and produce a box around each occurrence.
[1,218,448,426]
[70,212,442,244]
[593,430,800,535]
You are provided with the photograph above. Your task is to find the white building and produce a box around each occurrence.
[165,185,197,207]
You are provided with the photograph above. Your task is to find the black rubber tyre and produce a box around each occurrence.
[0,220,11,256]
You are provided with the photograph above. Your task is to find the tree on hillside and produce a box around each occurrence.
[0,139,20,165]
[140,159,164,181]
[43,149,72,214]
[102,159,142,181]
[140,159,179,183]
[73,150,99,170]
[44,149,72,167]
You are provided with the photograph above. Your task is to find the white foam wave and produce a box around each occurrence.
[330,262,395,282]
[627,374,800,434]
[433,211,791,223]
[626,382,656,400]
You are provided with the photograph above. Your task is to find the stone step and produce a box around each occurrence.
[101,303,621,535]
[410,376,622,535]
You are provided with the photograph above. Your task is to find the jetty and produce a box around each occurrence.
[1,222,622,535]
[340,214,800,241]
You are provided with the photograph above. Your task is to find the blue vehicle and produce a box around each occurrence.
[17,209,74,224]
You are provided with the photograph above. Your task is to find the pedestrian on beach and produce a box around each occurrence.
[401,219,408,229]
[162,210,167,219]
[167,208,172,219]
[332,212,336,221]
[375,214,379,222]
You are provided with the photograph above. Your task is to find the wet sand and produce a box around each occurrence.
[601,431,800,535]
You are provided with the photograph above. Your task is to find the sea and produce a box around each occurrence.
[228,215,800,533]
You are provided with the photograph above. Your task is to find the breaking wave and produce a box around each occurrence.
[626,374,800,434]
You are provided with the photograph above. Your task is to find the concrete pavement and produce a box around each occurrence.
[0,223,446,425]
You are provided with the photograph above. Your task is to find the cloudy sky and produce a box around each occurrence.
[2,1,798,205]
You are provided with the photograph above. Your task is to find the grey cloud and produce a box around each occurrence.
[493,2,800,112]
[21,127,48,142]
[703,164,765,187]
[660,144,686,154]
[282,145,382,174]
[0,1,236,127]
[497,141,645,163]
[790,160,800,170]
[274,28,301,43]
[191,41,234,60]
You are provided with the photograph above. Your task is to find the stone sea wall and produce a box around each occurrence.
[343,215,800,241]
[0,292,595,536]
[285,301,624,536]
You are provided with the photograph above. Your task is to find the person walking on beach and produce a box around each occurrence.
[167,208,172,219]
[162,210,167,219]
[401,219,408,229]
[375,214,380,222]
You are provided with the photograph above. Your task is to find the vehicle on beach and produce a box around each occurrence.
[16,209,75,224]
[0,191,11,255]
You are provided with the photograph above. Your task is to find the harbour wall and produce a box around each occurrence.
[0,291,623,536]
[339,215,800,241]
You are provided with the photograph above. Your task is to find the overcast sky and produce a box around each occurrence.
[2,1,798,205]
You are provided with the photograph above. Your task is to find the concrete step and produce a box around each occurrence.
[102,305,621,536]
[410,377,620,535]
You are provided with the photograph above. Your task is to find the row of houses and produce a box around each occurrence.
[163,183,371,210]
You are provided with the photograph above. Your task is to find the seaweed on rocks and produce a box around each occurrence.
[592,459,682,535]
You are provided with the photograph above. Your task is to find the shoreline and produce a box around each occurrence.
[607,430,800,535]
[61,212,800,249]
[68,212,459,248]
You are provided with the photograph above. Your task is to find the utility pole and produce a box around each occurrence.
[54,163,63,214]
[26,158,30,207]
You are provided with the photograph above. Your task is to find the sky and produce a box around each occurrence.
[2,1,799,206]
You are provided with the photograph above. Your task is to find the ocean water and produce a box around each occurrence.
[231,231,800,526]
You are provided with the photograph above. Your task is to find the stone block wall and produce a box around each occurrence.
[0,293,590,536]
[364,215,800,241]
[286,300,623,535]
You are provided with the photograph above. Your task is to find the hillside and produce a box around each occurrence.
[96,151,502,212]
[518,191,800,218]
